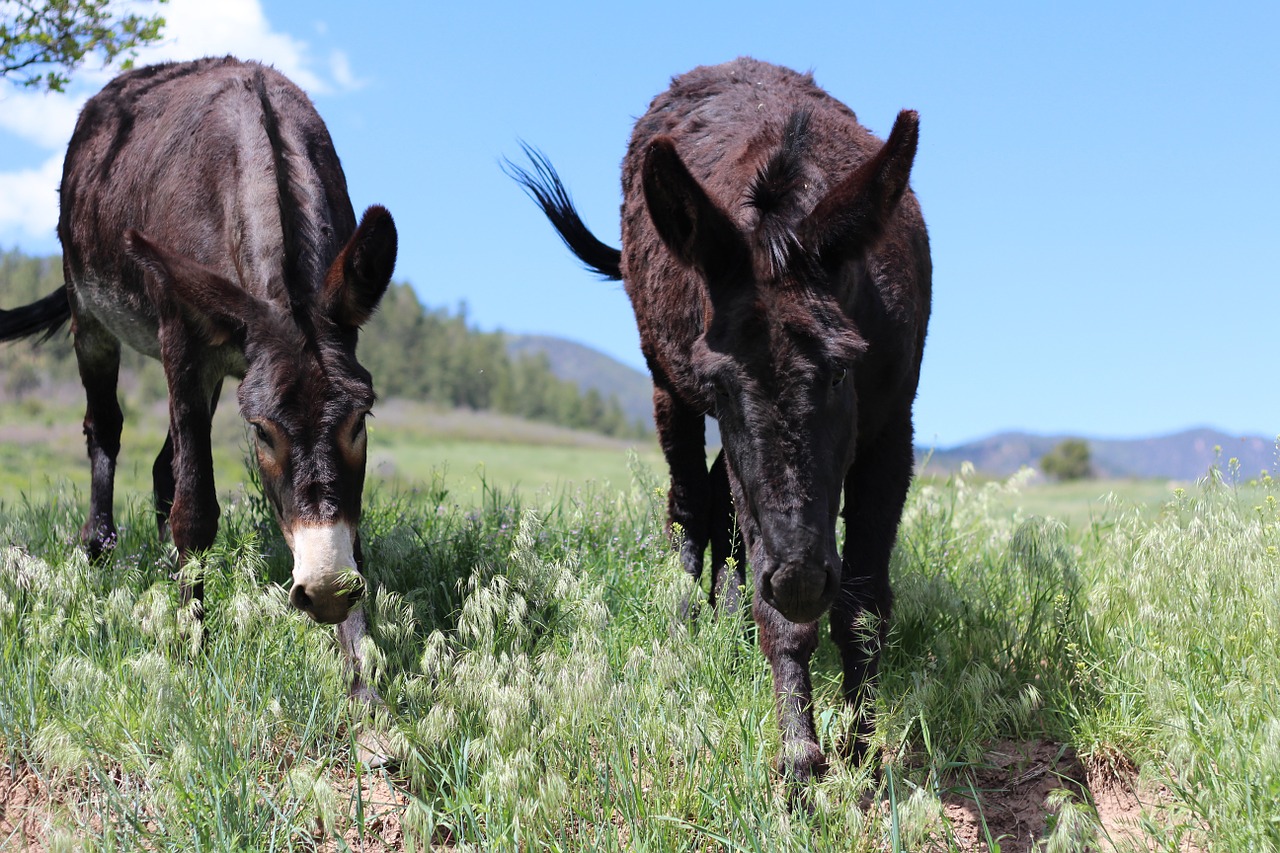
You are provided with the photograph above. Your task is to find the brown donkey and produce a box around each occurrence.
[510,57,931,784]
[0,57,397,702]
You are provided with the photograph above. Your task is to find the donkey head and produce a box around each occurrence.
[125,206,397,625]
[643,111,919,624]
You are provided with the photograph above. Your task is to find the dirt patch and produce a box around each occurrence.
[4,747,1204,850]
[939,740,1090,851]
[0,765,56,850]
[1087,760,1206,853]
[936,741,1205,853]
[322,765,412,853]
[0,759,415,851]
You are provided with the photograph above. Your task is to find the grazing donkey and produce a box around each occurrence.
[0,57,397,700]
[510,57,931,783]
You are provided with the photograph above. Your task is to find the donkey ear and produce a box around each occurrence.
[124,229,261,345]
[322,205,397,329]
[799,110,919,264]
[642,137,748,287]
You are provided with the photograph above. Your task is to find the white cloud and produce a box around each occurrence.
[0,152,63,244]
[0,86,88,149]
[133,0,332,94]
[0,0,363,248]
[328,50,365,92]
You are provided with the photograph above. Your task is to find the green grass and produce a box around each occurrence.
[0,394,663,510]
[0,429,1276,849]
[370,438,660,507]
[990,476,1179,528]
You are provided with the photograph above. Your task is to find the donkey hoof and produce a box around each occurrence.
[678,591,703,622]
[348,682,385,711]
[80,522,117,560]
[777,740,829,786]
[779,742,830,812]
[355,727,395,770]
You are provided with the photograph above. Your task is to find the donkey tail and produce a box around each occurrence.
[504,144,623,281]
[0,286,72,344]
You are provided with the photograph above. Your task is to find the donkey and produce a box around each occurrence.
[0,57,397,701]
[510,57,931,783]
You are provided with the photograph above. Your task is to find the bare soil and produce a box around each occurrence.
[1,745,1203,851]
[0,765,55,851]
[936,740,1205,852]
[0,761,412,852]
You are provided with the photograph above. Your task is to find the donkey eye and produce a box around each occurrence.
[252,422,273,446]
[351,414,367,442]
[831,367,848,388]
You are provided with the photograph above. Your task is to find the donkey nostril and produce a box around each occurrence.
[759,572,774,605]
[290,584,314,613]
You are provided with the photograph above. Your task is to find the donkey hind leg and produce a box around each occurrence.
[152,379,223,543]
[72,313,123,559]
[708,449,747,614]
[151,432,174,540]
[653,383,710,618]
[830,415,915,764]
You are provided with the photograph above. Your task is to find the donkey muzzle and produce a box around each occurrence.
[288,522,364,625]
[759,552,840,624]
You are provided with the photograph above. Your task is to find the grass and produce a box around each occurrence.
[0,424,1277,849]
[0,393,664,510]
[989,476,1178,528]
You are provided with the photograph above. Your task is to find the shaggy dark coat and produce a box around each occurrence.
[511,57,931,784]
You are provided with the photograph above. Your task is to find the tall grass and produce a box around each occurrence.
[0,451,1276,849]
[1079,466,1280,849]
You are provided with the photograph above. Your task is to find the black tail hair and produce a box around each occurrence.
[503,143,623,281]
[0,286,72,344]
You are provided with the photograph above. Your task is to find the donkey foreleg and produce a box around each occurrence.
[159,340,223,617]
[336,604,380,705]
[339,532,383,705]
[831,417,913,763]
[756,597,826,789]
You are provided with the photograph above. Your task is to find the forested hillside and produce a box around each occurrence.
[505,333,655,430]
[0,249,646,437]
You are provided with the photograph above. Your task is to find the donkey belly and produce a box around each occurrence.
[71,277,162,359]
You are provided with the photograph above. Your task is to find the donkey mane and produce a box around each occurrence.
[252,68,332,321]
[745,110,815,277]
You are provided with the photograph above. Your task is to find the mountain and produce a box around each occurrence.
[501,334,1277,482]
[504,334,654,429]
[921,428,1277,481]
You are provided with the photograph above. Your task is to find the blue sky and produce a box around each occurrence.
[1,1,1276,447]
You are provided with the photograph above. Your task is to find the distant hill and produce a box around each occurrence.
[921,428,1277,481]
[499,336,1278,481]
[0,249,645,439]
[504,334,654,430]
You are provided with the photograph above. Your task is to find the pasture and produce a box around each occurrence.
[0,392,664,510]
[0,408,1276,849]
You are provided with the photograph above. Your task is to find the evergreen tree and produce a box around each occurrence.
[0,251,648,438]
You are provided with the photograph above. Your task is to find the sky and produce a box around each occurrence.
[0,0,1276,448]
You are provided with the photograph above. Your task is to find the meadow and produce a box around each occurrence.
[0,399,1277,850]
